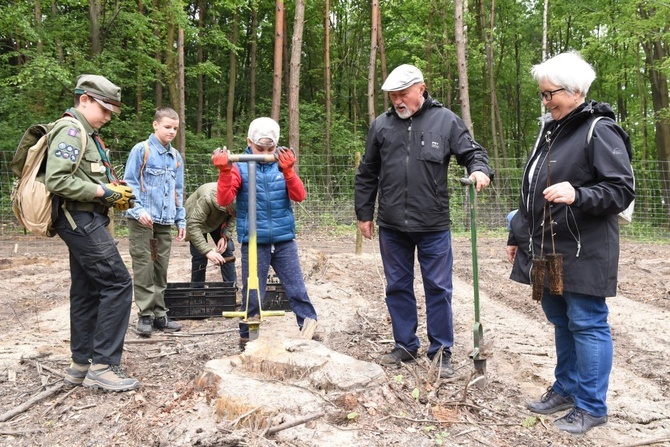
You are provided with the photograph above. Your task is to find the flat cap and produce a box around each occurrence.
[248,117,280,147]
[381,64,425,91]
[74,74,122,114]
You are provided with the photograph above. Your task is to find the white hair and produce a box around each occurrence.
[531,51,596,96]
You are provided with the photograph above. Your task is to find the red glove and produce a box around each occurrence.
[211,148,231,174]
[276,146,296,180]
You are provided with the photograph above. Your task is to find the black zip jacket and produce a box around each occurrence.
[508,101,635,297]
[355,92,492,232]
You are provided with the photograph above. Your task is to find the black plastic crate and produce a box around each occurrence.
[165,281,237,319]
[263,282,291,312]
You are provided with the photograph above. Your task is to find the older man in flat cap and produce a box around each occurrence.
[355,63,492,378]
[45,74,140,392]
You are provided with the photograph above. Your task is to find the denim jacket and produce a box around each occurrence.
[123,133,186,228]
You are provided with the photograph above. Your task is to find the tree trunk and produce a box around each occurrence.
[271,0,284,121]
[324,0,332,198]
[454,0,473,136]
[177,28,186,159]
[227,10,239,152]
[640,12,670,225]
[165,16,179,113]
[486,0,501,192]
[367,0,379,126]
[89,0,102,55]
[288,0,305,155]
[376,6,388,111]
[250,4,259,117]
[196,0,205,135]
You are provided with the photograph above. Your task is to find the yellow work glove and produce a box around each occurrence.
[101,183,134,206]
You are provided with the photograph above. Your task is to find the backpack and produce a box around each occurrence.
[587,116,635,225]
[10,116,87,237]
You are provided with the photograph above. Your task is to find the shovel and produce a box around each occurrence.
[459,177,487,380]
[221,152,285,339]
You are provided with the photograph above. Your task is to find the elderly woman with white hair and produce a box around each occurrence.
[506,51,635,434]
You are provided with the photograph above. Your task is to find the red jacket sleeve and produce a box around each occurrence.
[217,165,241,206]
[285,173,306,202]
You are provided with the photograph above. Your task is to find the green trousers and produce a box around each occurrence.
[128,219,173,318]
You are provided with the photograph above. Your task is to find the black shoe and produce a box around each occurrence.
[153,316,181,332]
[430,352,454,378]
[239,337,250,352]
[136,316,153,336]
[554,407,608,434]
[527,387,575,415]
[379,347,418,365]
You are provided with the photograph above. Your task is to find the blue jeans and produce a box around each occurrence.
[541,289,612,417]
[378,227,454,358]
[239,240,318,338]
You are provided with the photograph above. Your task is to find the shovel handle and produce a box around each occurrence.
[229,153,277,163]
[459,177,476,187]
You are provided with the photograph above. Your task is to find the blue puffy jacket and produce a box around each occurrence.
[235,147,296,244]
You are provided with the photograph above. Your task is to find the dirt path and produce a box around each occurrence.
[0,235,668,446]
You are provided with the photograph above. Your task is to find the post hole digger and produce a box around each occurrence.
[220,152,285,340]
[459,177,487,381]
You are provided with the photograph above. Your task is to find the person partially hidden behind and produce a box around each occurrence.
[355,64,492,378]
[506,51,634,435]
[185,182,237,284]
[46,74,140,392]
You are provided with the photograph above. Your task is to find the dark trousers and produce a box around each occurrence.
[189,231,236,283]
[378,227,454,358]
[54,210,132,365]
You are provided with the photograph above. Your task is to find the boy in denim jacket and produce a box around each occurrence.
[123,107,186,336]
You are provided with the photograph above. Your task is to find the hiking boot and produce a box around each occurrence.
[432,353,455,378]
[136,315,153,336]
[82,364,141,392]
[379,347,418,365]
[153,316,181,332]
[527,387,575,415]
[239,337,250,352]
[64,361,90,386]
[553,407,608,434]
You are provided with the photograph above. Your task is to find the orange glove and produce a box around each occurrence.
[276,146,296,180]
[211,147,231,174]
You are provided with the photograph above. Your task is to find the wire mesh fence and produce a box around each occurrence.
[1,149,668,257]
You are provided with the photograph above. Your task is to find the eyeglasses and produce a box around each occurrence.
[538,88,565,101]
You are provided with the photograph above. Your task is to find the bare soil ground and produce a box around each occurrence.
[0,234,669,447]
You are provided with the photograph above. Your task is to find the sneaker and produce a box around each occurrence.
[431,353,454,378]
[136,316,153,336]
[379,347,418,365]
[527,387,575,415]
[64,361,90,386]
[82,364,141,392]
[554,407,608,434]
[153,316,181,332]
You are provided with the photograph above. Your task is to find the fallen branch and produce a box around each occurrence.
[266,411,324,435]
[0,382,65,422]
[620,438,670,447]
[0,428,44,436]
[164,329,238,337]
[124,338,174,344]
[42,386,77,416]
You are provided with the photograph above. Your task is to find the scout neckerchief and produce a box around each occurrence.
[92,131,119,182]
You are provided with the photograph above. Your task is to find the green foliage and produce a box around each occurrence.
[0,0,667,232]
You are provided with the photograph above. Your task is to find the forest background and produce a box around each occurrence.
[0,0,669,238]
